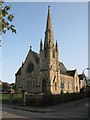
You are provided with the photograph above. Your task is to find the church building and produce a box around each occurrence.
[15,6,80,94]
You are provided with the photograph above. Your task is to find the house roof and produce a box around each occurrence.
[0,80,2,85]
[10,83,15,86]
[0,80,2,83]
[78,73,86,80]
[78,74,83,80]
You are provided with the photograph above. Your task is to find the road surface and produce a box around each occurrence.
[2,106,57,119]
[1,98,89,119]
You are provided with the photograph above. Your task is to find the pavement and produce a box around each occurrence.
[2,98,89,113]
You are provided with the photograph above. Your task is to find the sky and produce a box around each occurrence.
[1,2,88,83]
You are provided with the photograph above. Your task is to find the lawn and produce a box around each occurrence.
[1,93,22,103]
[2,93,9,101]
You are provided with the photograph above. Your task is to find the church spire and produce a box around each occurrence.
[40,39,43,51]
[46,6,53,31]
[44,6,54,50]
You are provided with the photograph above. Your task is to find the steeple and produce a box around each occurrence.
[40,39,43,51]
[44,6,54,50]
[46,6,53,31]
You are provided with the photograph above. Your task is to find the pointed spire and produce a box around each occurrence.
[44,6,54,50]
[55,40,58,51]
[46,6,53,30]
[40,39,43,51]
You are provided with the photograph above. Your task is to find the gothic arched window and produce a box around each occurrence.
[27,63,34,73]
[55,82,57,90]
[53,50,55,58]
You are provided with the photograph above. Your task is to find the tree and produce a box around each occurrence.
[2,82,10,92]
[10,83,16,91]
[0,1,16,34]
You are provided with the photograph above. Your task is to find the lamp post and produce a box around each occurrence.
[82,68,90,107]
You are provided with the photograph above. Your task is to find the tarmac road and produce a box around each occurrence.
[2,106,58,119]
[45,101,88,118]
[1,98,89,119]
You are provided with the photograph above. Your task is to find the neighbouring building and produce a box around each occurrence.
[78,73,88,89]
[0,80,2,92]
[15,6,80,94]
[0,80,2,85]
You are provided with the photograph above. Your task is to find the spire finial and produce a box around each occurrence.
[48,6,50,9]
[30,46,32,51]
[46,5,52,30]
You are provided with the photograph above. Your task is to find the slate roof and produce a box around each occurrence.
[59,62,76,77]
[16,49,76,78]
[15,67,21,76]
[67,70,76,77]
[78,74,86,80]
[60,62,67,73]
[78,74,83,80]
[16,50,39,76]
[59,62,69,76]
[31,51,39,64]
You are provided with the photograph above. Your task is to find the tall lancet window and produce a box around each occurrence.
[55,82,57,90]
[44,49,47,57]
[53,50,55,58]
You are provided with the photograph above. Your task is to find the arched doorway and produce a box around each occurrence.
[42,79,47,93]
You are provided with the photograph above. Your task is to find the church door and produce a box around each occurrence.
[42,79,47,93]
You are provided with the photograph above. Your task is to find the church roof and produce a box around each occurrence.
[15,50,40,76]
[25,48,39,65]
[15,67,21,76]
[30,50,39,64]
[60,62,67,73]
[59,62,76,77]
[67,70,76,77]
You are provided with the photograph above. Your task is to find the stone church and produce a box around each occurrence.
[15,6,80,94]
